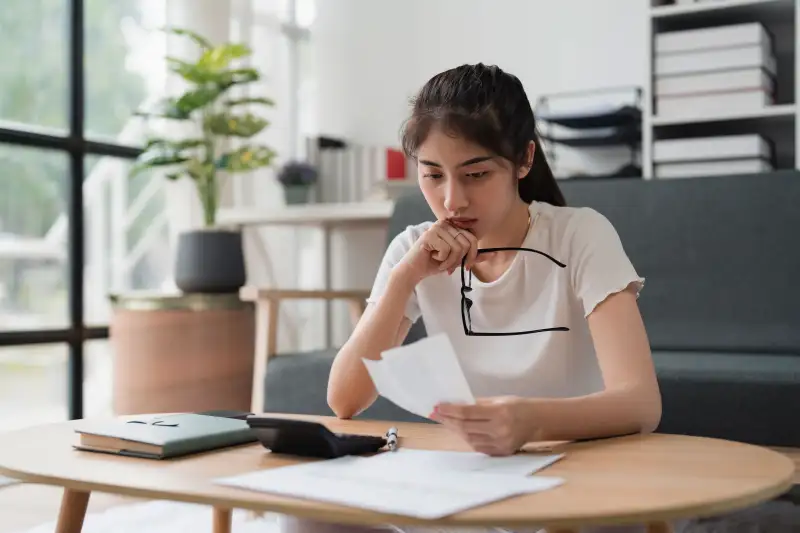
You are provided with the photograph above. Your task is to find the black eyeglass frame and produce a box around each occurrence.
[459,247,571,337]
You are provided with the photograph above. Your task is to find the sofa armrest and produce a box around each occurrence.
[239,286,370,413]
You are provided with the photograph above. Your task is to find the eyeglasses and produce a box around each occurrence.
[460,247,571,337]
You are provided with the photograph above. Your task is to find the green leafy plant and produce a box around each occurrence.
[130,27,276,226]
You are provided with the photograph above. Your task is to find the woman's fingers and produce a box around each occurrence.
[422,231,450,262]
[441,224,480,272]
[425,220,490,273]
[452,228,479,270]
[436,226,469,272]
[439,420,505,456]
[457,419,496,438]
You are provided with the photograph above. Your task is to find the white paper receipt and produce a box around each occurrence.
[362,333,475,418]
[0,475,19,488]
[359,448,564,477]
[216,454,563,519]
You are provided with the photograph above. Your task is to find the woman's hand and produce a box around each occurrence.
[431,397,533,456]
[396,220,483,284]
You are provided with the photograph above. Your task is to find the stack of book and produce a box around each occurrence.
[653,134,773,178]
[654,22,776,119]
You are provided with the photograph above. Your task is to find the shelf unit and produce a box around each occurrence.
[645,0,799,178]
[534,86,644,180]
[651,0,794,18]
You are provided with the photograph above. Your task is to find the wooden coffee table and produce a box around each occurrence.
[0,414,794,533]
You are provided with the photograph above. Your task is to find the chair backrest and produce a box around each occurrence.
[386,171,800,354]
[559,170,800,354]
[385,192,434,344]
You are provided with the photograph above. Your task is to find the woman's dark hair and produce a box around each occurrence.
[401,63,566,206]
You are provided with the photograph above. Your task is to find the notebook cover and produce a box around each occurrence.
[73,413,257,459]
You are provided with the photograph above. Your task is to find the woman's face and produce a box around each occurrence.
[416,125,525,239]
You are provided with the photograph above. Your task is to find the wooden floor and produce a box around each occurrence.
[0,483,144,533]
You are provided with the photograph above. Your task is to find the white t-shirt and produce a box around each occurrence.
[366,200,645,400]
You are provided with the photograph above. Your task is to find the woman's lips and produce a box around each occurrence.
[449,218,478,230]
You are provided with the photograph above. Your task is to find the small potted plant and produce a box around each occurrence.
[277,161,318,205]
[129,27,276,294]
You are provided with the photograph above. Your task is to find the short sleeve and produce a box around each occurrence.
[366,226,422,323]
[568,208,645,317]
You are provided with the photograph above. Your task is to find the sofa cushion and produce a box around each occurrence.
[387,194,435,345]
[263,348,800,446]
[653,350,800,447]
[387,192,435,245]
[559,171,800,354]
[263,349,431,423]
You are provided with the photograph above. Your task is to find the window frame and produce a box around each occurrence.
[0,0,313,421]
[0,0,135,420]
[232,0,312,159]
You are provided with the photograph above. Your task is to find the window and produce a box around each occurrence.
[0,0,167,425]
[83,155,170,327]
[84,0,167,143]
[0,1,69,133]
[0,0,314,426]
[0,145,69,332]
[296,0,316,28]
[0,345,68,430]
[232,0,316,161]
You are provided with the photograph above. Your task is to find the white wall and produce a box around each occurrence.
[313,0,649,175]
[299,0,651,349]
[163,1,651,354]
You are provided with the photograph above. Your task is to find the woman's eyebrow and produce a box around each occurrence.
[419,156,494,168]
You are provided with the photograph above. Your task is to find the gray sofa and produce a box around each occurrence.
[263,170,800,448]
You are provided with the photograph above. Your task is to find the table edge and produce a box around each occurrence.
[0,458,795,529]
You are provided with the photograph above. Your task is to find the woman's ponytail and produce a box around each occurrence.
[518,137,566,206]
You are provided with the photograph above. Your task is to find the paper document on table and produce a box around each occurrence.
[0,475,20,488]
[216,455,563,519]
[363,333,475,419]
[358,448,564,477]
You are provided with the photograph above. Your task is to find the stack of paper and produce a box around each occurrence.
[0,475,20,488]
[359,448,563,476]
[216,449,564,519]
[362,333,475,419]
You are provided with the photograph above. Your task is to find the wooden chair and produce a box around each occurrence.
[239,286,370,414]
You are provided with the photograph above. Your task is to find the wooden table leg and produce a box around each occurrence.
[646,522,673,533]
[55,489,91,533]
[213,507,232,533]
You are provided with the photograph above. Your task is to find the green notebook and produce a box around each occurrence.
[73,413,258,459]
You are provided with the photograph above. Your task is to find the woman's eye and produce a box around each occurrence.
[423,172,443,179]
[466,171,488,179]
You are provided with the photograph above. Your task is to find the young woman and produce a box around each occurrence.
[284,64,663,533]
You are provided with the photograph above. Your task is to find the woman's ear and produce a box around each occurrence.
[517,140,536,179]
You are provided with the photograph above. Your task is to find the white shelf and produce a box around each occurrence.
[651,0,792,19]
[217,201,394,227]
[644,0,799,177]
[652,104,796,126]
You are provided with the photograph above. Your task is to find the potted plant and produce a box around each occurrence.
[130,27,275,294]
[277,161,318,204]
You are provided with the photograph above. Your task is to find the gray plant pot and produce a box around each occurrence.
[174,229,246,294]
[283,185,311,205]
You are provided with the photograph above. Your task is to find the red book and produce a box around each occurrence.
[386,148,406,180]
